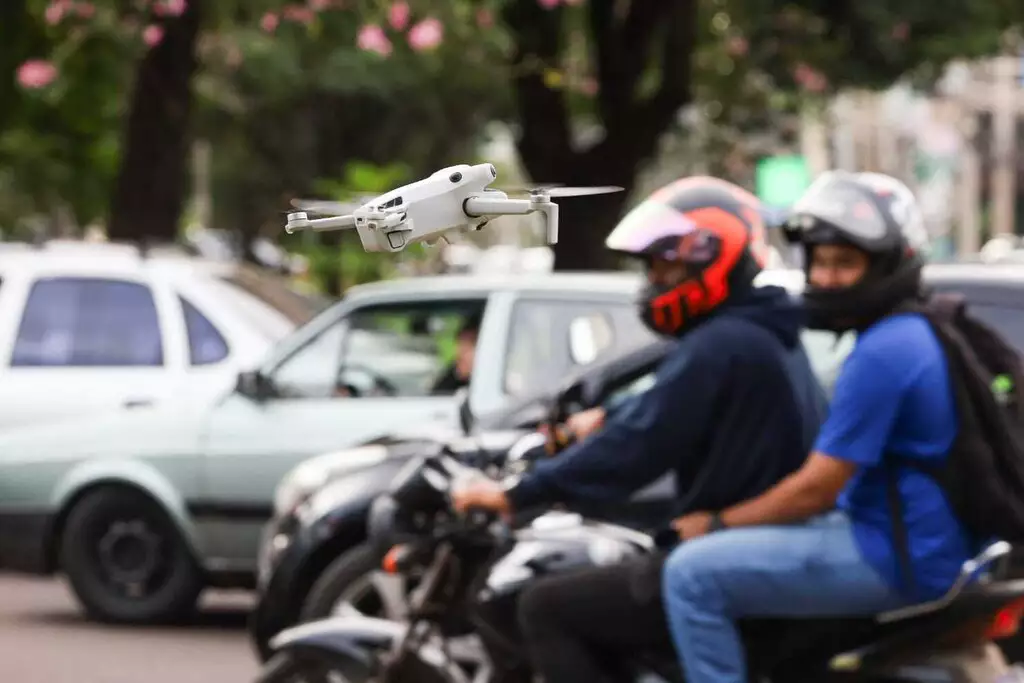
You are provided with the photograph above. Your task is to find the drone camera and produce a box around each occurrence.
[449,172,463,183]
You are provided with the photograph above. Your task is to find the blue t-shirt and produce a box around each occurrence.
[814,313,975,601]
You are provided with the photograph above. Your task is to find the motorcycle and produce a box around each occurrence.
[257,448,1024,683]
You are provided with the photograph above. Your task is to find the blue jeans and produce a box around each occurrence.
[661,511,909,683]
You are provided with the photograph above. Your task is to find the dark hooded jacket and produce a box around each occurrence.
[507,285,828,516]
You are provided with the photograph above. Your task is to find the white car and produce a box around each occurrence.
[0,240,325,429]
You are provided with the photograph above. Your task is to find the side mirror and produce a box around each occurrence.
[456,387,473,435]
[236,369,274,402]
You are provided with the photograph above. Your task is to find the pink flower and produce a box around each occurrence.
[153,0,187,16]
[725,35,748,57]
[793,63,827,93]
[538,0,560,8]
[16,60,58,89]
[45,1,67,25]
[357,24,392,56]
[260,12,279,32]
[388,2,410,31]
[407,17,443,51]
[475,8,493,27]
[143,24,164,47]
[283,5,315,23]
[75,2,95,18]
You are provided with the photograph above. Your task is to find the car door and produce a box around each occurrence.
[197,296,489,568]
[0,271,180,429]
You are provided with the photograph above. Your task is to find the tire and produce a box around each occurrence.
[302,542,413,622]
[59,487,203,624]
[254,652,331,683]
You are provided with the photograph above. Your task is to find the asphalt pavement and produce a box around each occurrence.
[0,575,260,683]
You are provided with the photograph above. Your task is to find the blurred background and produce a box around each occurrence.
[5,0,1024,292]
[5,2,1024,682]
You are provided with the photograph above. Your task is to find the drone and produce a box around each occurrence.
[283,163,623,253]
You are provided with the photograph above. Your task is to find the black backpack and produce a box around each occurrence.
[885,293,1024,594]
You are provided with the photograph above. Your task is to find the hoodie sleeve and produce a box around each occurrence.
[506,335,729,511]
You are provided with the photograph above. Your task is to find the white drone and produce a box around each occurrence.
[284,163,623,253]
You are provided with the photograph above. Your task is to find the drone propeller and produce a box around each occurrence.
[289,197,369,215]
[501,185,624,198]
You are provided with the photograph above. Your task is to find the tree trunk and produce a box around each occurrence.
[107,0,201,244]
[503,0,696,271]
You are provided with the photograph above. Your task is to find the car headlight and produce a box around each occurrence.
[272,445,390,517]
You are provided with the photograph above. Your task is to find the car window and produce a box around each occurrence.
[11,277,163,367]
[961,304,1024,354]
[504,300,628,398]
[270,300,486,399]
[339,301,486,398]
[217,265,332,327]
[180,296,230,365]
[270,319,347,398]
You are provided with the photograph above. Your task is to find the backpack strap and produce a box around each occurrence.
[883,459,917,598]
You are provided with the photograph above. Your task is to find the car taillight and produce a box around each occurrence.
[987,597,1024,639]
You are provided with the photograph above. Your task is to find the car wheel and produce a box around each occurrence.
[59,487,203,624]
[301,543,410,621]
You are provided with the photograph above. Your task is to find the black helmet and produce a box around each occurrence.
[783,171,929,332]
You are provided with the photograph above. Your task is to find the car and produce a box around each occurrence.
[0,271,661,624]
[248,261,1024,659]
[0,240,326,429]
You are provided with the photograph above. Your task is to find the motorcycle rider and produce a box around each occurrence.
[663,171,975,683]
[452,176,828,683]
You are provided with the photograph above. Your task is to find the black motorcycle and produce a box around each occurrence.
[257,450,1024,683]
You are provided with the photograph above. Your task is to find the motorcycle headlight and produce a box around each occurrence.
[273,445,390,517]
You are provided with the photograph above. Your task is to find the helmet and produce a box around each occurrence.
[605,177,768,336]
[784,170,927,331]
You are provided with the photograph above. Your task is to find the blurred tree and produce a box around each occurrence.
[108,0,201,242]
[0,0,126,235]
[473,0,1024,269]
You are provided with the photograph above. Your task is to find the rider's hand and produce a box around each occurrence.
[671,511,712,540]
[565,406,606,441]
[451,478,512,518]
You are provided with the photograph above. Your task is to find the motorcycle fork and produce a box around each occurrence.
[389,543,457,662]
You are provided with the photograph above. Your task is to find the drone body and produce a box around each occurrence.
[285,163,622,253]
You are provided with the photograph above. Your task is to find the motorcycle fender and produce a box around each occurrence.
[269,616,403,656]
[268,616,469,683]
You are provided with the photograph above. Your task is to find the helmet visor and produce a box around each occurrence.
[790,174,889,246]
[605,200,697,257]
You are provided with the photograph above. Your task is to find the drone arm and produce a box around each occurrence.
[285,213,357,234]
[463,196,532,217]
[306,215,357,231]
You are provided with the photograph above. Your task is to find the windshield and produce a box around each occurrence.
[213,265,334,338]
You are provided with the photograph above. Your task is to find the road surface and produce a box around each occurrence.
[0,575,260,683]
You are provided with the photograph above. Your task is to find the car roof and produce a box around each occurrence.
[343,270,646,299]
[760,262,1024,293]
[0,240,234,278]
[0,240,328,325]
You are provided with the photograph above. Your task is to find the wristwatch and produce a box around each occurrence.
[708,512,727,533]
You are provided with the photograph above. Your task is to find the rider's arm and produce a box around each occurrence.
[506,341,726,511]
[721,340,906,527]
